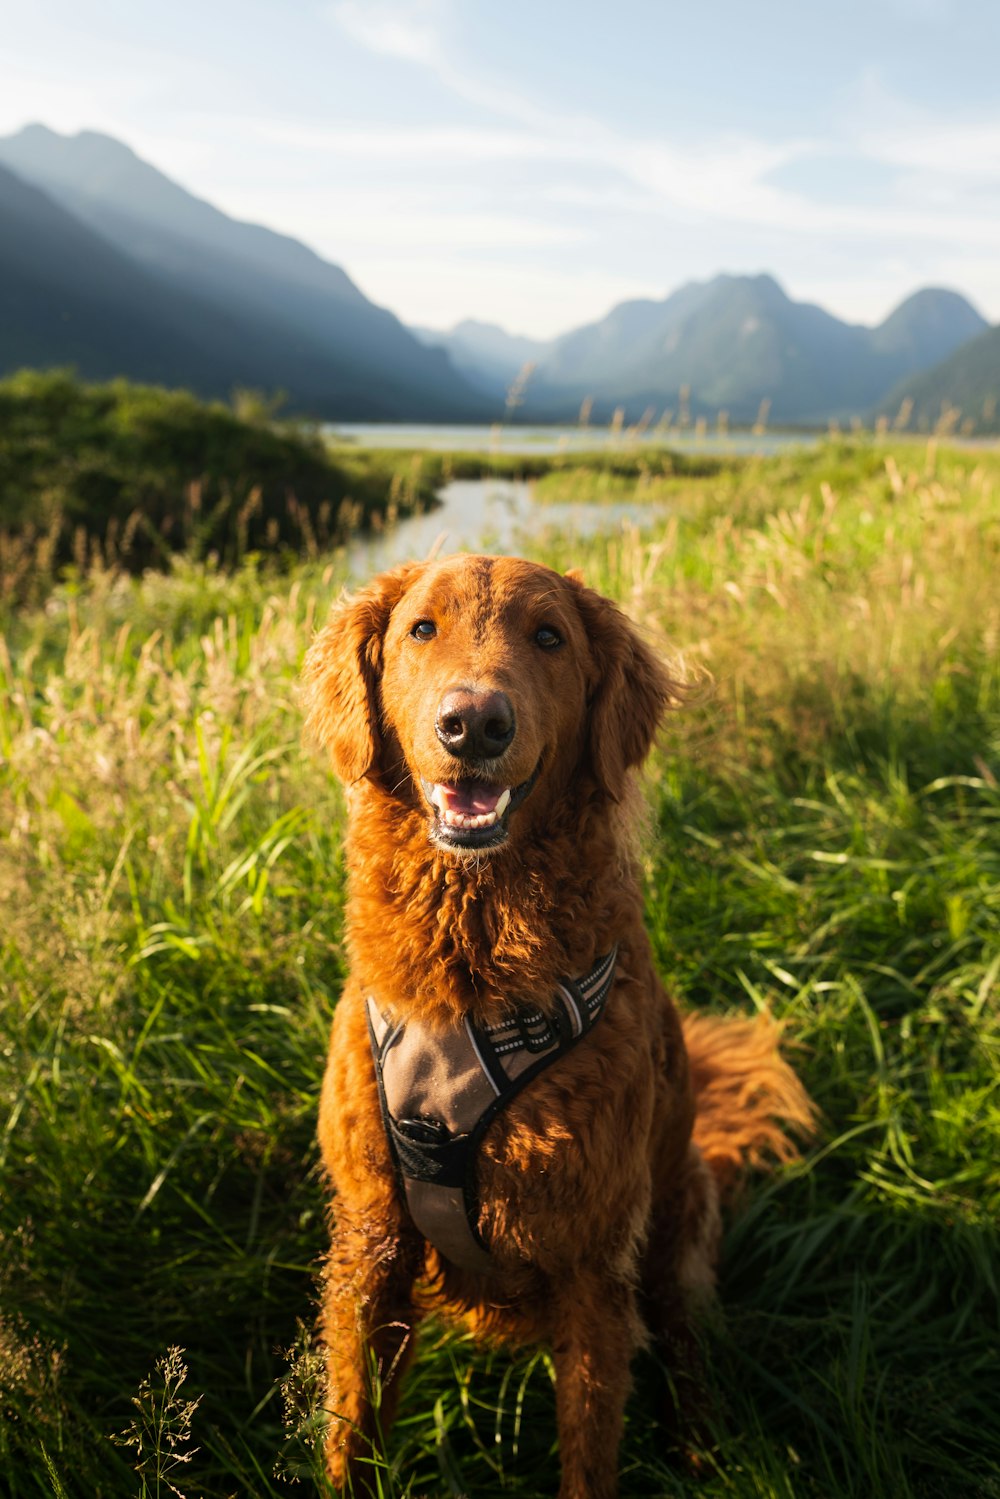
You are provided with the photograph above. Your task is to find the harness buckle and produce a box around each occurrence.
[549,993,575,1047]
[396,1116,450,1146]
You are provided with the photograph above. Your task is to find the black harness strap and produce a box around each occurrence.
[366,948,618,1272]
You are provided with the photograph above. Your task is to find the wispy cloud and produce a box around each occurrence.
[251,119,578,164]
[218,186,583,252]
[329,0,445,66]
[325,0,1000,258]
[328,0,614,137]
[869,118,1000,179]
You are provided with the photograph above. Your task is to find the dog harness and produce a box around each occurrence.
[366,948,618,1273]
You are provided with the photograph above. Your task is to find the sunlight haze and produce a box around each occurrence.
[3,0,999,337]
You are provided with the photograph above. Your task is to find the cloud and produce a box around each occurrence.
[217,185,583,252]
[250,119,575,164]
[869,118,1000,180]
[329,0,446,66]
[324,0,1000,260]
[327,0,599,132]
[249,109,1000,254]
[842,69,1000,182]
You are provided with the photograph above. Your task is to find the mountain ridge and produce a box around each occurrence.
[875,322,1000,433]
[0,160,291,395]
[0,124,490,420]
[412,318,552,398]
[0,123,992,427]
[519,274,989,425]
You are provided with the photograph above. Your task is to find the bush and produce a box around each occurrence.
[0,370,433,573]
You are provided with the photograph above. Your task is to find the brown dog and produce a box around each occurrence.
[302,554,813,1498]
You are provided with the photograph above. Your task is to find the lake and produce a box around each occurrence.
[328,422,817,458]
[337,423,818,579]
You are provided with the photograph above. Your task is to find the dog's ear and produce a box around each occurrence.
[302,562,422,783]
[566,574,679,799]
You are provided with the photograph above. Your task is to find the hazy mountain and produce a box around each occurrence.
[413,319,551,398]
[533,280,720,393]
[876,323,1000,433]
[0,161,285,392]
[0,124,490,420]
[869,287,987,367]
[2,124,988,428]
[525,275,989,426]
[0,158,428,413]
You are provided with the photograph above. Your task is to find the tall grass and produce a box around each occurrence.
[1,439,997,1496]
[0,371,441,598]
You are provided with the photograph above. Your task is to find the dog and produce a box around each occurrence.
[302,553,814,1498]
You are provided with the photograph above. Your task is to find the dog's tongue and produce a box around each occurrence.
[434,781,504,816]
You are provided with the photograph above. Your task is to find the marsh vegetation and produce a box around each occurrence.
[1,405,998,1495]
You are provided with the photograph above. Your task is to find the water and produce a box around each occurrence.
[344,477,665,578]
[337,422,818,579]
[329,421,815,458]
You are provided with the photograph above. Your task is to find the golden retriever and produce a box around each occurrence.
[302,553,813,1497]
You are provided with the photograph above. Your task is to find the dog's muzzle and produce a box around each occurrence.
[420,765,540,850]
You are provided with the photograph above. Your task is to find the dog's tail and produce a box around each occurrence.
[682,1011,817,1201]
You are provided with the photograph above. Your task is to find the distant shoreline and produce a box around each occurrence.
[324,422,819,457]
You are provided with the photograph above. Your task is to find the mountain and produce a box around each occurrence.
[1,125,988,428]
[868,287,987,368]
[413,319,551,399]
[0,124,490,420]
[876,323,1000,433]
[524,275,989,426]
[0,155,418,414]
[532,281,720,393]
[0,161,285,392]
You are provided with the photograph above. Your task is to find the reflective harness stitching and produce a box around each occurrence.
[366,948,618,1273]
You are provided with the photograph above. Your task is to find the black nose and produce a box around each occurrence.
[435,688,516,759]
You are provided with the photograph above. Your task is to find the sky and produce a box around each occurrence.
[4,0,1000,339]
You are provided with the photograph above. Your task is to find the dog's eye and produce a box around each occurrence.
[410,620,437,641]
[535,626,562,650]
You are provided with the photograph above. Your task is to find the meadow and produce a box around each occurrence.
[1,431,998,1497]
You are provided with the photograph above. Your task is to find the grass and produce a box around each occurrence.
[1,437,998,1497]
[0,372,440,594]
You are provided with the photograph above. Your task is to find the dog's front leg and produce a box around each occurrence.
[321,1210,423,1495]
[551,1271,638,1499]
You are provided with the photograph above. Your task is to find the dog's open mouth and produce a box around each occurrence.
[420,767,539,850]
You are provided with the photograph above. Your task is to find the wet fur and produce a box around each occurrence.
[302,555,814,1498]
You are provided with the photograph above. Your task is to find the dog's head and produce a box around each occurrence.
[302,555,677,856]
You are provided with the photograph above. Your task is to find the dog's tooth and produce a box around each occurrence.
[440,805,504,832]
[495,788,511,816]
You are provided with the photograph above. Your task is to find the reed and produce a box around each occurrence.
[1,437,997,1496]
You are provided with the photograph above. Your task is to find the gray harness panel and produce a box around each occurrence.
[366,949,618,1273]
